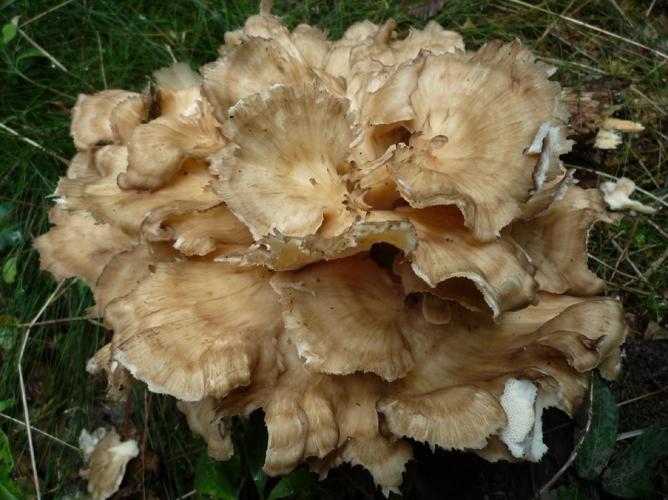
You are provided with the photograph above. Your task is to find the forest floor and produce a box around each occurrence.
[0,0,666,498]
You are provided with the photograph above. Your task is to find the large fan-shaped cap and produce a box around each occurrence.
[218,334,407,494]
[141,201,253,257]
[271,257,414,381]
[371,206,537,317]
[153,61,203,118]
[92,244,176,316]
[118,100,223,190]
[71,90,142,150]
[210,83,360,239]
[202,37,316,122]
[34,209,134,286]
[512,186,619,295]
[104,261,283,401]
[57,159,220,235]
[389,41,567,240]
[219,217,416,271]
[177,398,234,461]
[379,293,626,454]
[311,435,413,497]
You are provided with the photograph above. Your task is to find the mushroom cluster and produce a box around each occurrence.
[35,5,627,495]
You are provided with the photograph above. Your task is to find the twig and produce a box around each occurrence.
[644,219,668,239]
[18,280,67,500]
[0,412,80,453]
[164,44,177,63]
[0,123,69,166]
[19,0,75,28]
[588,253,644,283]
[609,0,632,26]
[537,56,607,75]
[506,0,668,60]
[95,32,108,89]
[644,246,668,281]
[176,491,197,499]
[617,388,667,407]
[610,238,649,284]
[17,315,92,328]
[629,85,667,116]
[537,0,575,43]
[617,429,644,441]
[645,0,657,17]
[536,375,595,497]
[17,28,68,73]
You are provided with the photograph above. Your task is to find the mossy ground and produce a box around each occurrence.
[0,0,666,498]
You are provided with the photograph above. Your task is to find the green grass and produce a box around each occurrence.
[0,0,666,498]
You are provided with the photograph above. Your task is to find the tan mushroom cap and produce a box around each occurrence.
[80,428,139,500]
[349,59,422,164]
[379,293,626,453]
[324,19,462,81]
[92,243,177,316]
[311,435,413,497]
[290,24,331,69]
[118,100,223,190]
[394,258,491,313]
[57,158,220,235]
[521,124,574,219]
[202,37,315,122]
[105,261,282,401]
[153,61,203,117]
[64,145,125,184]
[34,209,134,286]
[352,145,404,209]
[177,398,234,461]
[86,343,135,402]
[512,186,619,296]
[71,89,141,150]
[93,145,130,177]
[67,151,96,179]
[388,41,567,241]
[109,93,148,144]
[271,257,414,381]
[218,218,416,271]
[141,201,253,257]
[219,334,410,494]
[371,206,538,317]
[211,83,360,239]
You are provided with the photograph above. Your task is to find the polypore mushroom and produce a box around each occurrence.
[35,4,628,497]
[79,427,139,500]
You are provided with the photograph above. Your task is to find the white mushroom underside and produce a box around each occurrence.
[498,378,549,461]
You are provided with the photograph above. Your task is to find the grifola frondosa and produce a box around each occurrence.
[35,3,627,496]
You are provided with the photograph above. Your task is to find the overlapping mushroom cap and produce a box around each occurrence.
[35,4,626,497]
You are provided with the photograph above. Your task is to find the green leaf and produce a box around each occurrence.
[242,411,268,497]
[0,428,23,498]
[0,399,15,412]
[16,47,47,63]
[2,256,17,284]
[602,425,668,498]
[0,476,23,500]
[267,468,315,500]
[575,375,619,479]
[549,483,598,500]
[0,227,22,254]
[0,203,14,225]
[0,429,13,470]
[0,317,18,352]
[195,452,241,500]
[1,24,17,45]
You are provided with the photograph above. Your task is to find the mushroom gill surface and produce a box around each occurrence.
[36,7,627,497]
